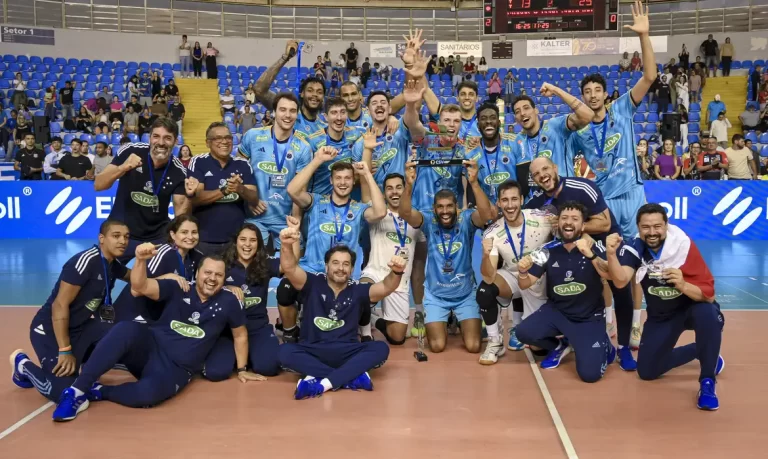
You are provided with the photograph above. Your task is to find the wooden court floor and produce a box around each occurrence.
[0,307,765,459]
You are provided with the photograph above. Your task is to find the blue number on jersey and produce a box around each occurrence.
[420,209,478,301]
[307,126,365,196]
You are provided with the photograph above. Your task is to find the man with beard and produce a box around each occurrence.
[512,83,594,180]
[359,172,422,345]
[238,92,313,252]
[11,220,132,403]
[95,118,192,264]
[48,246,263,422]
[477,181,554,364]
[307,97,365,196]
[525,157,637,371]
[340,81,373,129]
[277,154,386,343]
[456,81,481,147]
[277,226,404,400]
[604,204,725,410]
[252,41,327,139]
[399,156,497,354]
[186,122,260,255]
[515,202,617,382]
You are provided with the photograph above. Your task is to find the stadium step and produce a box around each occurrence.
[700,75,748,143]
[174,78,222,155]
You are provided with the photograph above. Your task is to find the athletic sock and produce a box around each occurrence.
[605,304,615,324]
[360,323,372,336]
[320,378,333,392]
[17,357,29,373]
[632,309,641,324]
[72,386,85,397]
[486,321,500,338]
[512,311,523,327]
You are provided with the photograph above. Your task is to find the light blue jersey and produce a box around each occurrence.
[299,193,370,273]
[346,108,372,130]
[412,134,467,212]
[420,209,478,301]
[294,111,327,141]
[307,126,366,195]
[238,126,312,236]
[460,115,481,143]
[466,132,524,202]
[517,114,575,177]
[351,118,410,191]
[568,93,643,199]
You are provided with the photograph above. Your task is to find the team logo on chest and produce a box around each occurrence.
[553,282,587,296]
[188,311,200,325]
[85,298,101,312]
[374,148,397,167]
[216,178,240,203]
[314,316,345,331]
[564,270,574,282]
[170,320,206,339]
[131,181,160,208]
[648,286,682,300]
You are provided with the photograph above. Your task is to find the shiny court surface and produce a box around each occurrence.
[1,239,767,458]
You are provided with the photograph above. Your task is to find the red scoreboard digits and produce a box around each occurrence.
[485,0,618,34]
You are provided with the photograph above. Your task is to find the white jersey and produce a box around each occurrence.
[484,209,554,274]
[363,209,421,292]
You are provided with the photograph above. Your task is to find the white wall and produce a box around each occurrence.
[2,26,768,71]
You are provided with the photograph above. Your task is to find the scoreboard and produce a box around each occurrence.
[484,0,619,34]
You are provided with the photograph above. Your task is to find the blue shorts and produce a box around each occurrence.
[423,289,481,324]
[606,186,645,239]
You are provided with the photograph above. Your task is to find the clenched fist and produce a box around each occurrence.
[518,255,533,273]
[388,255,407,273]
[605,233,623,256]
[120,153,142,172]
[136,242,158,261]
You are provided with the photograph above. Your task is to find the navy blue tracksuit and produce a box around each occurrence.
[278,273,389,388]
[516,243,610,383]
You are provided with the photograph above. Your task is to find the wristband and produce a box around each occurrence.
[391,270,405,276]
[59,350,73,355]
[237,367,248,373]
[519,272,529,278]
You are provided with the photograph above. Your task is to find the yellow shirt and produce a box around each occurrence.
[725,147,753,179]
[721,43,734,58]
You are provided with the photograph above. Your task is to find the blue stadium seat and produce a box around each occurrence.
[759,133,768,144]
[690,103,700,112]
[689,123,700,133]
[688,112,700,122]
[745,131,758,143]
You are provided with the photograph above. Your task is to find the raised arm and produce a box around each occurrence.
[355,162,386,223]
[253,40,299,108]
[94,151,142,191]
[605,234,637,289]
[130,243,162,300]
[368,256,407,302]
[399,161,424,228]
[517,256,540,290]
[401,51,430,142]
[287,146,336,209]
[627,0,658,105]
[279,216,307,290]
[465,160,497,226]
[480,237,499,284]
[539,82,594,130]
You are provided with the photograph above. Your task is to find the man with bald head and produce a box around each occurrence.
[525,156,638,371]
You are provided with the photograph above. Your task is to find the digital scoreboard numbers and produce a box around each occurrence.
[484,0,618,34]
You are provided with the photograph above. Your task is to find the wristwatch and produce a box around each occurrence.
[585,251,597,260]
[237,367,247,373]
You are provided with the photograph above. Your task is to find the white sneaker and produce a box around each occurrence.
[630,323,642,350]
[479,338,506,365]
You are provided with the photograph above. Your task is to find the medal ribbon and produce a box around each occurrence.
[330,200,352,244]
[439,227,457,265]
[147,152,171,197]
[503,218,526,261]
[271,128,293,175]
[392,214,407,248]
[589,120,608,160]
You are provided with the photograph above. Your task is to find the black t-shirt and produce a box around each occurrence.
[127,102,142,114]
[15,147,44,180]
[701,39,718,56]
[58,154,93,179]
[165,85,179,97]
[108,143,187,241]
[346,48,358,64]
[700,152,725,180]
[58,88,74,105]
[362,62,371,74]
[15,125,32,142]
[169,104,185,121]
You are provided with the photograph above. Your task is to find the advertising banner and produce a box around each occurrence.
[526,39,574,57]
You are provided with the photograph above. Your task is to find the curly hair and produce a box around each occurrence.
[221,223,271,285]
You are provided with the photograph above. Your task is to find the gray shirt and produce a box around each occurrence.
[740,110,760,127]
[124,112,139,127]
[93,154,113,175]
[240,112,257,133]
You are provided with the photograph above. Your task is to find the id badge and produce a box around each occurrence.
[395,246,409,260]
[99,305,116,323]
[270,174,286,188]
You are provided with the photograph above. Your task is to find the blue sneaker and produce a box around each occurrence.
[9,349,33,389]
[294,378,325,400]
[541,338,572,369]
[343,372,373,391]
[507,327,525,351]
[617,346,637,371]
[697,378,719,411]
[716,355,725,376]
[52,388,90,422]
[87,383,103,402]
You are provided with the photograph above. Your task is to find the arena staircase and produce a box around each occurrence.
[175,78,221,154]
[700,75,748,142]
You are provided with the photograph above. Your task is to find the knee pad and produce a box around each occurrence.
[512,297,524,313]
[476,281,500,314]
[386,336,406,346]
[276,278,299,307]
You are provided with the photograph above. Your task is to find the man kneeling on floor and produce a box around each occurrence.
[277,218,404,400]
[48,244,264,422]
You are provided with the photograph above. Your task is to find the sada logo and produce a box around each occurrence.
[712,187,763,236]
[45,187,93,235]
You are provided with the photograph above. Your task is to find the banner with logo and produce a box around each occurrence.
[526,39,574,57]
[437,41,483,60]
[0,181,766,240]
[619,35,668,54]
[397,43,437,59]
[369,43,397,59]
[572,37,620,56]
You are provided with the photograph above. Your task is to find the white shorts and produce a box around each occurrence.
[496,269,547,319]
[360,270,410,324]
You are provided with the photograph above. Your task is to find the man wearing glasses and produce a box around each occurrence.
[185,122,260,255]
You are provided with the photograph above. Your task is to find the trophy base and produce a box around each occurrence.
[414,351,428,362]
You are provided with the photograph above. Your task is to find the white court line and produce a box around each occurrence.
[749,277,757,281]
[719,280,768,305]
[524,347,578,459]
[0,402,53,441]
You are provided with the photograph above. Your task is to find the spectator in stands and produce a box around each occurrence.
[679,44,690,70]
[14,133,43,180]
[11,72,27,109]
[151,92,169,117]
[323,51,333,80]
[700,34,719,78]
[751,65,762,102]
[43,137,67,179]
[427,55,436,77]
[335,54,346,77]
[452,56,464,89]
[128,75,140,100]
[13,113,32,152]
[759,105,768,131]
[139,71,152,106]
[378,64,391,84]
[477,57,488,78]
[758,83,768,109]
[93,108,110,135]
[56,140,93,180]
[656,75,671,114]
[464,56,476,78]
[619,52,632,72]
[73,106,90,133]
[165,79,179,99]
[710,111,731,148]
[58,81,75,120]
[179,34,192,78]
[205,42,219,79]
[654,137,682,180]
[43,86,56,122]
[630,51,641,71]
[138,108,153,135]
[346,42,359,75]
[92,141,112,175]
[676,105,689,151]
[262,110,273,127]
[220,88,235,117]
[636,139,653,180]
[178,144,192,168]
[361,57,372,87]
[724,134,756,180]
[675,74,689,111]
[488,72,502,103]
[681,142,701,180]
[169,95,185,135]
[349,69,361,86]
[328,70,340,97]
[81,141,95,167]
[503,72,518,112]
[698,136,728,179]
[706,94,725,124]
[3,110,17,161]
[689,69,702,104]
[238,104,257,134]
[244,83,256,104]
[313,55,323,74]
[720,37,734,77]
[153,89,168,105]
[192,41,204,79]
[126,95,141,115]
[437,56,446,74]
[740,103,761,133]
[124,105,139,134]
[97,85,111,103]
[148,71,161,99]
[0,104,7,155]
